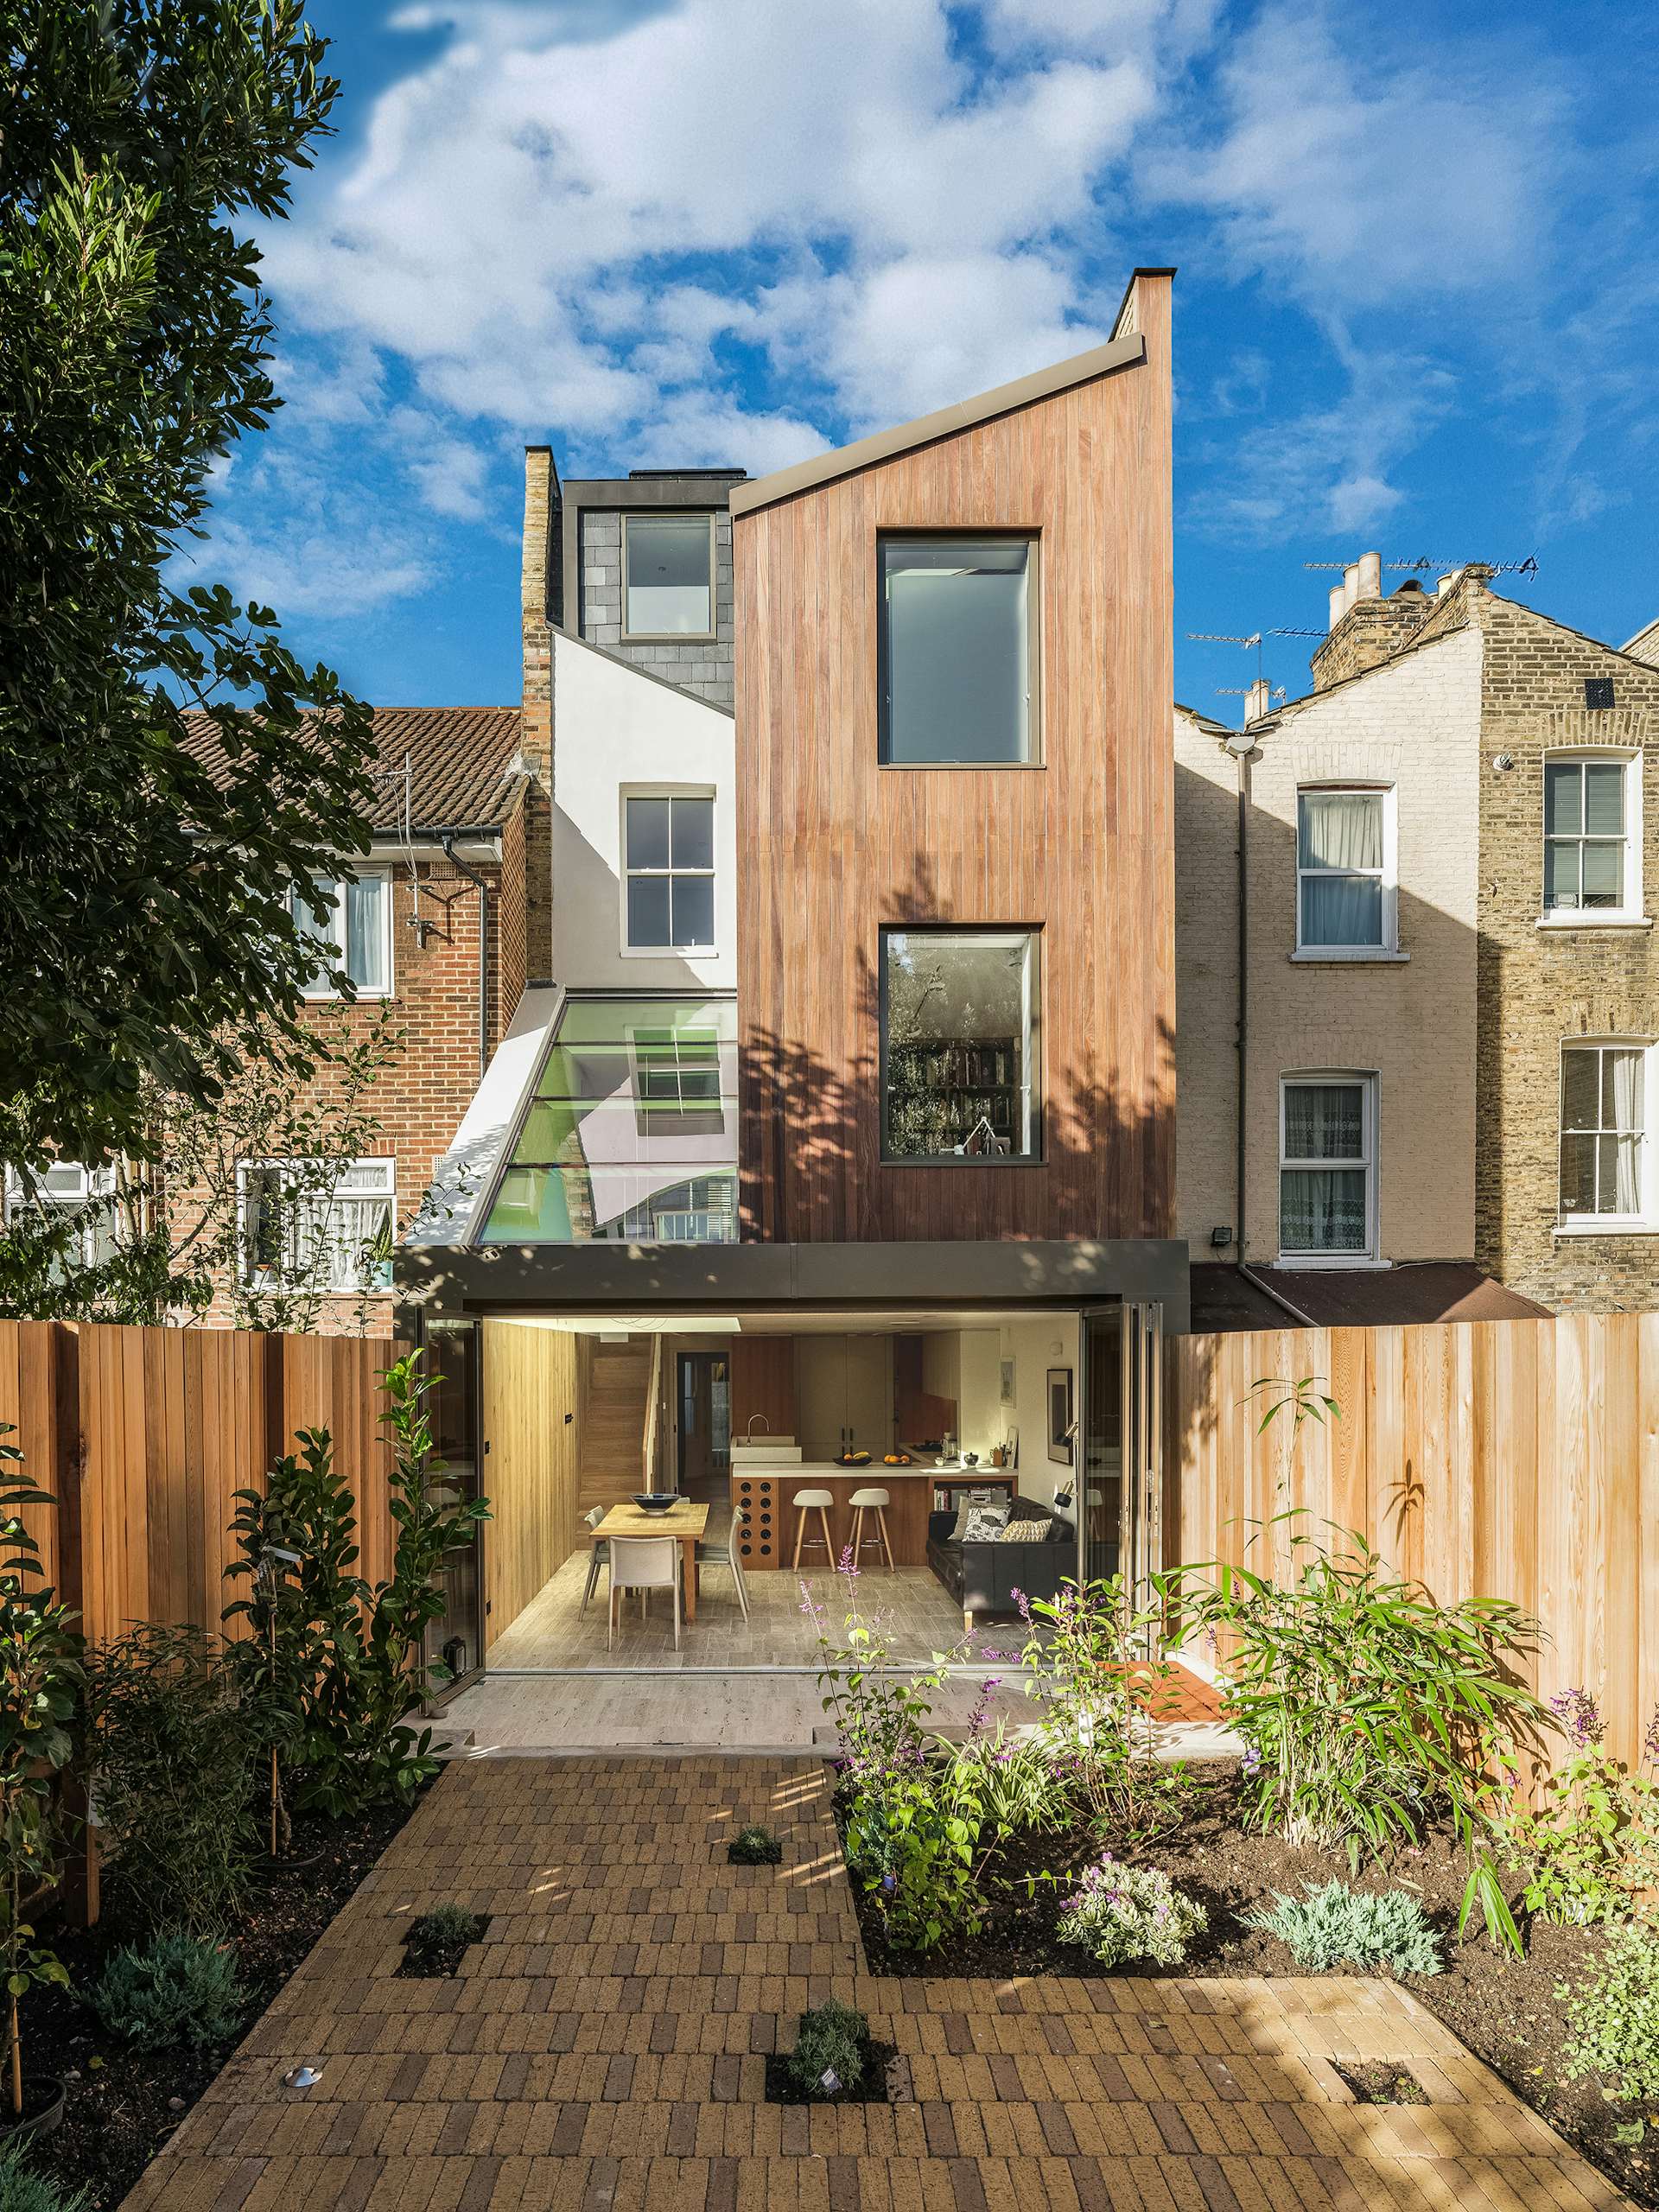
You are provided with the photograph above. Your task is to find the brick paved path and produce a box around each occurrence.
[122,1755,1628,2210]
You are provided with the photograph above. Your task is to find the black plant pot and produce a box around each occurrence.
[0,2074,66,2143]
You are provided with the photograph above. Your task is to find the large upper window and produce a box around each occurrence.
[239,1158,395,1294]
[293,874,391,997]
[624,794,715,950]
[624,513,714,638]
[879,537,1035,765]
[1544,755,1640,918]
[482,995,737,1243]
[1279,1075,1376,1261]
[1560,1043,1649,1223]
[1296,788,1392,951]
[880,929,1039,1160]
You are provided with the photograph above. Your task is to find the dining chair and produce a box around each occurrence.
[607,1533,682,1651]
[696,1505,750,1623]
[581,1504,610,1612]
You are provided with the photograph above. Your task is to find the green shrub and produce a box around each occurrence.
[728,1825,783,1865]
[0,2138,93,2212]
[1244,1880,1442,1975]
[1562,1924,1659,2102]
[787,1999,868,2100]
[1055,1857,1206,1969]
[90,1930,247,2051]
[950,1726,1065,1840]
[1498,1692,1659,1927]
[1160,1513,1543,1863]
[402,1904,486,1974]
[87,1624,263,1935]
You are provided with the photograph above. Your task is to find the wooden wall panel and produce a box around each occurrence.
[1167,1313,1659,1776]
[729,1338,796,1440]
[480,1320,581,1640]
[734,273,1174,1244]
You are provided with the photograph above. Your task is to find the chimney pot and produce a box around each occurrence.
[1342,563,1361,616]
[1244,677,1272,723]
[1357,551,1382,601]
[1328,584,1345,632]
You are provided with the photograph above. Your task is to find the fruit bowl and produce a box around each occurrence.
[631,1491,680,1514]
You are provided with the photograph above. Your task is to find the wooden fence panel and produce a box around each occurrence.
[1167,1311,1659,1774]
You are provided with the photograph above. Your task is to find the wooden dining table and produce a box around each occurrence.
[590,1498,710,1621]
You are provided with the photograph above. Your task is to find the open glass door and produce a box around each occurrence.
[1077,1303,1163,1606]
[423,1318,486,1694]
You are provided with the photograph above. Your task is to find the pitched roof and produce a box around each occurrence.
[181,705,524,834]
[1188,1261,1551,1334]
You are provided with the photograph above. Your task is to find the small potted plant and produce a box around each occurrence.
[0,1432,84,2139]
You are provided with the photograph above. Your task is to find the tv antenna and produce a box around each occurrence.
[1186,628,1265,677]
[1303,556,1539,578]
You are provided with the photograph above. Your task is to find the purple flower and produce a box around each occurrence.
[1551,1687,1604,1750]
[881,1872,897,1893]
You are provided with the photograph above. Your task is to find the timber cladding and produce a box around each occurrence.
[1167,1313,1659,1777]
[734,272,1175,1244]
[0,1320,410,1648]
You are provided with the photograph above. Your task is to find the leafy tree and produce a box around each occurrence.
[0,0,378,1167]
[0,1007,405,1330]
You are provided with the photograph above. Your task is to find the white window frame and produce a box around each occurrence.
[292,870,394,1000]
[3,1162,117,1268]
[1555,1039,1656,1235]
[237,1157,397,1294]
[1277,1072,1380,1265]
[620,511,716,644]
[1293,785,1399,959]
[620,788,717,957]
[1538,749,1647,929]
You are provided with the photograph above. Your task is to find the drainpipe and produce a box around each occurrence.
[1235,752,1249,1267]
[440,833,492,1079]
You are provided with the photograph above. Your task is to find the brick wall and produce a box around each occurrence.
[1310,587,1433,690]
[576,508,735,706]
[1475,592,1659,1308]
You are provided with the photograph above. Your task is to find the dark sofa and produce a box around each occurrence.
[925,1496,1077,1625]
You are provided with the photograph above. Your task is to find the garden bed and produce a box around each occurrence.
[845,1763,1654,2207]
[16,1788,426,2212]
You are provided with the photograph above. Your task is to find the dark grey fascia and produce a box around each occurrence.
[397,1236,1191,1331]
[557,474,744,628]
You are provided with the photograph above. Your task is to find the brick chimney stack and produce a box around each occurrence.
[1311,552,1433,690]
[515,446,560,979]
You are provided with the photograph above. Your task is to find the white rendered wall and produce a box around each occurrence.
[549,627,736,991]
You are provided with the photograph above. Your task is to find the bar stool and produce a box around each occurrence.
[791,1487,836,1572]
[849,1486,895,1573]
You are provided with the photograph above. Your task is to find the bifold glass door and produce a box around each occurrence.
[1077,1303,1163,1607]
[423,1319,485,1690]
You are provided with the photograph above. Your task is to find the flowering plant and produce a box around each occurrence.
[1053,1856,1205,1969]
[1498,1689,1659,1925]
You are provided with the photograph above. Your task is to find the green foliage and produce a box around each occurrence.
[1053,1856,1206,1969]
[223,1355,488,1821]
[728,1825,784,1866]
[0,0,378,1167]
[89,1930,246,2052]
[786,1999,868,2100]
[949,1726,1064,1840]
[0,1430,84,2117]
[1561,1924,1659,2103]
[86,1625,266,1936]
[402,1904,486,1974]
[1160,1513,1543,1863]
[0,2139,93,2212]
[1247,1375,1340,1436]
[809,1577,986,1953]
[1497,1702,1659,1927]
[1010,1578,1190,1836]
[1244,1879,1442,1975]
[1458,1852,1524,1958]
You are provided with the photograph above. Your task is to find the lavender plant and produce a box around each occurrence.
[1497,1688,1659,1926]
[1053,1856,1205,1969]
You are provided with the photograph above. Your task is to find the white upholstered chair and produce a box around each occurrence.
[607,1534,681,1650]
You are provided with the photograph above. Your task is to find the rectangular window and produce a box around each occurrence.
[624,794,715,950]
[1296,788,1390,950]
[880,929,1039,1161]
[294,874,391,997]
[3,1162,117,1272]
[624,513,714,638]
[1544,756,1635,914]
[1560,1044,1647,1220]
[239,1158,395,1294]
[879,537,1035,765]
[1279,1076,1376,1259]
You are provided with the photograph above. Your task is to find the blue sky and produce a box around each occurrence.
[200,0,1659,719]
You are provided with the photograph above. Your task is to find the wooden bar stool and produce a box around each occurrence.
[791,1487,836,1572]
[849,1486,895,1573]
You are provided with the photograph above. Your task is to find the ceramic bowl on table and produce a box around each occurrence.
[631,1491,681,1514]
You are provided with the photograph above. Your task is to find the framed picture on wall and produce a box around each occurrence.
[1046,1368,1074,1465]
[999,1357,1015,1408]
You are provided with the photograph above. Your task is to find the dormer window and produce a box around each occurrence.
[624,513,715,639]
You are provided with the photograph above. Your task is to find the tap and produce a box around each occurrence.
[745,1413,772,1441]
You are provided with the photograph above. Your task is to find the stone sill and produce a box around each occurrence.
[1553,1222,1659,1240]
[1288,950,1408,965]
[1535,914,1653,931]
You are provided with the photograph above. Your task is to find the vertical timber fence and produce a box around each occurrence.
[0,1320,411,1650]
[1166,1313,1659,1776]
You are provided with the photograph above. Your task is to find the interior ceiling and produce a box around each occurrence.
[486,1308,1071,1337]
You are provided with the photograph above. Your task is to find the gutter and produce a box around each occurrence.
[439,832,493,1080]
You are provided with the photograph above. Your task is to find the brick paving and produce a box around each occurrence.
[121,1755,1629,2210]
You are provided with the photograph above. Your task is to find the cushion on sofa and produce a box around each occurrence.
[1000,1514,1055,1541]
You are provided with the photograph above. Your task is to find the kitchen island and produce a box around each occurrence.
[728,1458,1017,1571]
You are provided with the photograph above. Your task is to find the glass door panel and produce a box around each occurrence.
[424,1319,484,1689]
[1080,1308,1124,1587]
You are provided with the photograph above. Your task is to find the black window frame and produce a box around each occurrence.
[877,924,1043,1165]
[875,530,1042,769]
